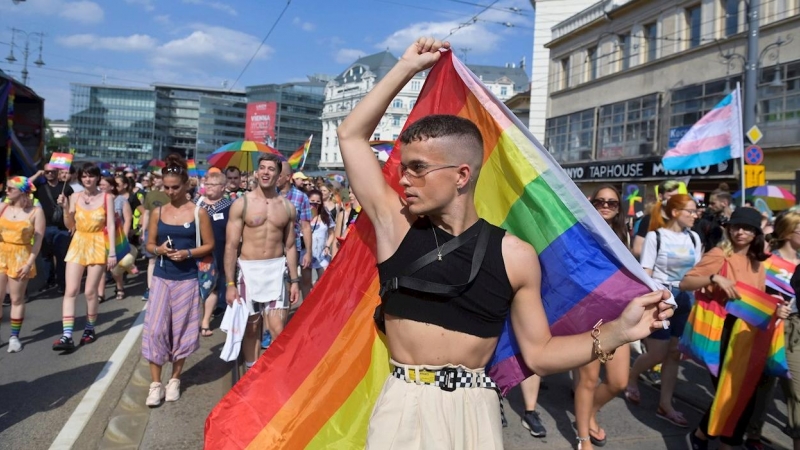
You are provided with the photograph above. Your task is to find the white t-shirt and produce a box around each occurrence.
[641,228,702,286]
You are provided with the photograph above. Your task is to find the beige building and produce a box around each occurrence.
[543,0,800,196]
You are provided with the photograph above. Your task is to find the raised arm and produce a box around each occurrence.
[284,203,300,304]
[337,37,450,230]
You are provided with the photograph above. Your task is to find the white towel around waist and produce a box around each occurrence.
[238,257,286,304]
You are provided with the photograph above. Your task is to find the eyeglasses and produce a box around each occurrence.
[730,224,757,235]
[309,201,322,205]
[44,170,56,174]
[680,209,699,216]
[164,166,185,174]
[591,199,620,210]
[398,162,458,179]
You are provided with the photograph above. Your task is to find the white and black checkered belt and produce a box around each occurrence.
[391,365,498,392]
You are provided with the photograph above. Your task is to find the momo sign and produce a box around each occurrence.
[245,102,277,147]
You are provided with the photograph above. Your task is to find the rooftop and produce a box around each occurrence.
[334,51,398,84]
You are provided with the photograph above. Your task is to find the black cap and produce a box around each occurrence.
[728,207,763,233]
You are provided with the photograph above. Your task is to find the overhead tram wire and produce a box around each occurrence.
[443,0,502,40]
[228,0,292,92]
[440,0,529,15]
[374,0,533,29]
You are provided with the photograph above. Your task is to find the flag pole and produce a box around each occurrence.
[738,84,746,207]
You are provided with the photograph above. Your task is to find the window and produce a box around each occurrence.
[500,86,508,96]
[392,116,401,127]
[671,76,741,128]
[757,61,800,136]
[620,33,632,70]
[544,108,595,163]
[411,81,421,91]
[561,57,571,89]
[392,99,403,108]
[724,0,739,37]
[587,46,598,81]
[392,134,399,140]
[373,133,380,140]
[687,5,702,48]
[644,23,658,62]
[409,100,416,109]
[597,94,659,159]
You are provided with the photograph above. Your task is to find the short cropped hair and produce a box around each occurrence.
[711,189,732,206]
[257,153,283,170]
[225,166,241,176]
[399,115,484,175]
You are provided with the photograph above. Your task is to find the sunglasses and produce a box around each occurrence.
[44,170,57,174]
[591,199,620,210]
[309,201,322,205]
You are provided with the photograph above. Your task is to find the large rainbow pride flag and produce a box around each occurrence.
[204,51,660,449]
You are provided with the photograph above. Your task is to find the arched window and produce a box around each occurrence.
[392,99,403,108]
[409,100,416,109]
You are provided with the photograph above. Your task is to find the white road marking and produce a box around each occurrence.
[49,304,147,450]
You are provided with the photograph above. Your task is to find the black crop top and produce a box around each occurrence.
[377,217,513,338]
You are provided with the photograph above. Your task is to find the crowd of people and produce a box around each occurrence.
[1,37,799,450]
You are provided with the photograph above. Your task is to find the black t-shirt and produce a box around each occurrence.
[35,181,74,228]
[128,193,141,212]
[635,214,651,238]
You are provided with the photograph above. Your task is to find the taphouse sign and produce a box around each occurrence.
[562,157,735,182]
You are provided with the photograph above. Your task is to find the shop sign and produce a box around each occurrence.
[563,158,734,182]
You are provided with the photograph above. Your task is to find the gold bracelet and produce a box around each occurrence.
[226,281,235,287]
[591,319,616,364]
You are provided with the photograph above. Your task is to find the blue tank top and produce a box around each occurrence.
[153,210,198,281]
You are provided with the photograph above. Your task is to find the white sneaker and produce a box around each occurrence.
[7,336,22,353]
[146,382,165,407]
[165,378,180,402]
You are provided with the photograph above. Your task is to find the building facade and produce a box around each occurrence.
[246,78,326,170]
[543,0,800,196]
[319,51,529,169]
[49,120,70,139]
[195,95,247,166]
[528,0,600,139]
[69,84,156,164]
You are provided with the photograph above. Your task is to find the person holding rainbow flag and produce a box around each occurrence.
[336,36,674,449]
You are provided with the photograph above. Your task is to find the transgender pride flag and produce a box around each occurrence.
[663,84,743,170]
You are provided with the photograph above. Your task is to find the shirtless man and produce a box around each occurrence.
[224,153,300,370]
[337,37,674,448]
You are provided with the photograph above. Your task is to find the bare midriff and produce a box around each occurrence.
[385,314,499,369]
[240,194,290,261]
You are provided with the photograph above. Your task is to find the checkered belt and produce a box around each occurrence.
[391,365,497,391]
[391,365,507,425]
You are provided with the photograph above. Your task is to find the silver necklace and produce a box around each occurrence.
[431,225,443,261]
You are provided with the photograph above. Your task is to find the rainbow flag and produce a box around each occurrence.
[679,293,728,375]
[49,152,73,170]
[725,282,779,330]
[204,51,660,449]
[288,135,312,170]
[662,84,743,170]
[764,254,796,297]
[766,320,790,377]
[187,159,198,177]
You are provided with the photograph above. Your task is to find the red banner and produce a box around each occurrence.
[245,101,277,147]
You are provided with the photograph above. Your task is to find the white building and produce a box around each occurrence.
[528,0,600,140]
[319,51,529,169]
[49,120,69,138]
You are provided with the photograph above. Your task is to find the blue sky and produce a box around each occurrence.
[1,0,534,120]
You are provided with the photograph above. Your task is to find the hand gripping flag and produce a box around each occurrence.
[204,51,661,449]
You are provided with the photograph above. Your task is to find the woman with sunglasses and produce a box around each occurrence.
[333,190,360,257]
[98,176,134,301]
[0,176,45,353]
[320,183,339,224]
[53,163,117,351]
[572,185,632,448]
[142,154,214,406]
[300,190,335,290]
[682,207,789,449]
[626,194,702,429]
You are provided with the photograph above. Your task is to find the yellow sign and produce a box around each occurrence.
[746,125,764,145]
[744,164,766,187]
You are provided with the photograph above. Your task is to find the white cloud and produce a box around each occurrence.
[292,17,316,32]
[154,14,171,25]
[335,48,366,64]
[57,34,158,52]
[150,25,272,69]
[378,20,500,54]
[59,0,105,24]
[182,0,237,16]
[126,0,155,12]
[0,0,105,24]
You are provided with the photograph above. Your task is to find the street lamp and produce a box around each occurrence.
[719,35,791,97]
[5,28,45,86]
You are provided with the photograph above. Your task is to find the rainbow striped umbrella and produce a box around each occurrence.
[142,158,165,172]
[733,185,797,211]
[207,140,283,173]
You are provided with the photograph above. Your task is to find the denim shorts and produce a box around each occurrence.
[650,286,693,340]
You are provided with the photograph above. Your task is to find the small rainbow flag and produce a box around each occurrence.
[764,254,796,297]
[187,159,198,177]
[288,135,312,170]
[725,282,780,330]
[679,293,727,375]
[49,152,73,170]
[204,51,660,449]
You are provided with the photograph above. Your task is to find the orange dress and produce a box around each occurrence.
[65,201,108,266]
[0,209,37,279]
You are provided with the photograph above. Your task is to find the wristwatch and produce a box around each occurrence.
[290,278,301,284]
